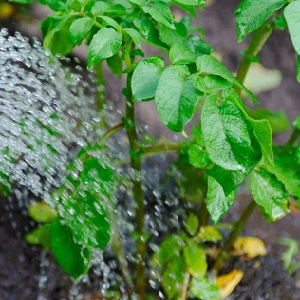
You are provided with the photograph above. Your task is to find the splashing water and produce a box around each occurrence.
[0,28,99,200]
[0,29,188,300]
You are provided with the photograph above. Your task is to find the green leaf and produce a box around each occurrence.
[39,0,69,11]
[159,25,184,48]
[100,16,121,30]
[201,94,262,172]
[106,53,123,77]
[42,13,76,55]
[194,75,233,93]
[25,224,51,250]
[162,256,186,299]
[28,201,57,223]
[156,66,202,131]
[223,89,273,164]
[190,277,220,300]
[268,146,300,198]
[123,28,141,46]
[247,107,290,133]
[185,213,199,236]
[129,0,145,5]
[169,43,197,65]
[88,28,122,69]
[151,235,185,266]
[206,165,246,196]
[197,226,222,242]
[51,218,91,279]
[174,0,199,5]
[91,1,112,15]
[235,0,287,42]
[187,35,214,56]
[188,144,210,168]
[9,0,32,3]
[294,116,300,130]
[63,191,110,249]
[196,55,258,103]
[132,56,164,101]
[251,169,290,221]
[297,56,300,84]
[285,1,300,55]
[69,17,94,45]
[143,1,175,29]
[206,176,236,223]
[183,241,207,278]
[80,158,115,195]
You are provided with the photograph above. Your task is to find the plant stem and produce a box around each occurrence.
[102,123,124,141]
[179,273,190,300]
[285,128,300,146]
[212,199,257,272]
[123,48,146,299]
[142,143,180,155]
[236,23,273,95]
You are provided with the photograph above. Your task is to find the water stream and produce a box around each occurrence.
[0,29,185,299]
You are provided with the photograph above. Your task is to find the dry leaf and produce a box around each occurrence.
[216,269,244,299]
[233,236,267,258]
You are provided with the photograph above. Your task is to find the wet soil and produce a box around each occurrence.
[1,0,300,299]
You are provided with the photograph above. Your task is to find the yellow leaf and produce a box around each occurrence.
[197,226,222,242]
[233,236,267,258]
[0,3,15,19]
[216,269,243,299]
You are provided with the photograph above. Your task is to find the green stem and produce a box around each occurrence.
[236,23,273,95]
[179,273,190,300]
[212,199,257,273]
[286,128,300,146]
[123,47,146,299]
[142,143,180,155]
[102,123,124,141]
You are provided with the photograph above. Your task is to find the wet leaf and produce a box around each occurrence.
[201,94,262,172]
[206,176,236,223]
[285,1,300,55]
[51,218,91,279]
[190,277,220,300]
[28,201,57,223]
[69,17,94,44]
[196,55,258,103]
[143,1,175,29]
[169,44,197,65]
[216,269,244,299]
[151,235,185,266]
[162,256,185,299]
[235,0,287,42]
[188,144,210,168]
[251,169,290,221]
[25,224,51,250]
[183,241,207,277]
[132,56,164,101]
[64,191,111,249]
[197,226,222,242]
[87,28,122,69]
[233,236,267,258]
[185,213,199,236]
[155,66,202,131]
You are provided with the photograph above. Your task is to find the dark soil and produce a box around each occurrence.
[1,1,300,299]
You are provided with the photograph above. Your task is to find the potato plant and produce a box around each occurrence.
[6,0,300,299]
